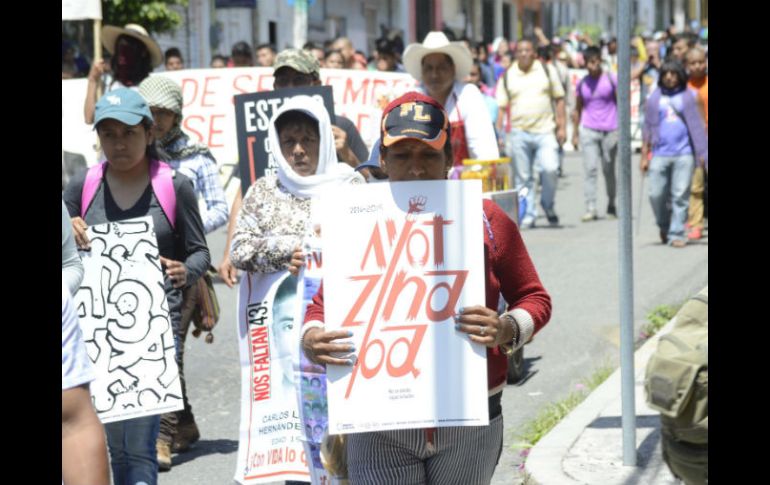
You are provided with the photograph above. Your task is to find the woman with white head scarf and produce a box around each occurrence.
[230,96,361,484]
[230,95,363,274]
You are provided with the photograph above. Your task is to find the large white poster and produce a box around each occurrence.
[320,181,488,434]
[74,216,183,423]
[235,271,309,484]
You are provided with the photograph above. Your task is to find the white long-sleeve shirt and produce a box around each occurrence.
[419,81,500,161]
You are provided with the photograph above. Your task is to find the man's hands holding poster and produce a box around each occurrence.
[454,306,515,348]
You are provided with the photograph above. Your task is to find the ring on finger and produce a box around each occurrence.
[480,326,486,336]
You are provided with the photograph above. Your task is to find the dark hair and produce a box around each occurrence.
[211,54,228,65]
[375,37,397,56]
[583,46,602,62]
[658,59,689,88]
[111,35,153,85]
[256,43,276,53]
[324,48,343,59]
[537,45,552,61]
[231,41,253,58]
[518,36,539,49]
[303,41,320,50]
[275,111,319,139]
[164,47,182,62]
[673,33,698,48]
[274,274,297,309]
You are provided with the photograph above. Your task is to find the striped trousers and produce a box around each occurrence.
[345,414,504,484]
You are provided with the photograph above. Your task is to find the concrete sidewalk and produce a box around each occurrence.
[526,316,683,484]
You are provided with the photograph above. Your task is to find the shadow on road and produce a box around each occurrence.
[170,439,239,468]
[509,356,542,387]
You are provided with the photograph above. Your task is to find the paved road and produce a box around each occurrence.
[158,151,708,485]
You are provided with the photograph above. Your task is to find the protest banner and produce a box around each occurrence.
[235,270,309,484]
[61,68,417,172]
[74,216,183,423]
[319,181,489,434]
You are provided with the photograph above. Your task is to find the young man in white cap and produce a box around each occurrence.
[402,31,499,169]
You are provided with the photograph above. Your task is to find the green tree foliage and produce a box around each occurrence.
[103,0,189,35]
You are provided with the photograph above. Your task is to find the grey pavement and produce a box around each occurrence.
[526,312,687,485]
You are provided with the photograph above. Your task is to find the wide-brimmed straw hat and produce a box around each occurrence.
[102,23,162,67]
[403,31,472,82]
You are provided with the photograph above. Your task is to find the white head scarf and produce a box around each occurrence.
[268,95,361,199]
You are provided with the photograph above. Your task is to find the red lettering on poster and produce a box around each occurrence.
[246,135,258,185]
[233,74,254,98]
[250,326,271,401]
[343,78,370,105]
[180,78,198,108]
[208,114,225,148]
[201,76,220,107]
[344,202,462,398]
[183,115,205,143]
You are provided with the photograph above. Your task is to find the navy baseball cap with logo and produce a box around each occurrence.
[381,92,449,151]
[94,88,154,127]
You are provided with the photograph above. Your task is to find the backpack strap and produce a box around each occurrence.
[541,62,557,120]
[81,162,108,219]
[79,159,176,228]
[149,160,177,229]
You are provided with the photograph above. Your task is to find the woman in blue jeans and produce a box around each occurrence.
[64,88,209,485]
[641,59,707,247]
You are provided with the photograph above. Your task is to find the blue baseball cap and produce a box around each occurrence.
[94,88,154,127]
[356,139,381,172]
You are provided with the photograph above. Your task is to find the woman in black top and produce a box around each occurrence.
[63,88,209,485]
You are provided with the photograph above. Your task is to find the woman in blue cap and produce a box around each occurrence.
[63,88,209,485]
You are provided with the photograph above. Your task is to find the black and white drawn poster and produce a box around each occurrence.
[74,216,183,423]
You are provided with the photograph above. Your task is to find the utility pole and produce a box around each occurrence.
[294,0,308,48]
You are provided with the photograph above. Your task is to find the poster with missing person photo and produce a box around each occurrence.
[235,270,310,484]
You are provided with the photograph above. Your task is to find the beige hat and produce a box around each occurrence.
[102,23,162,67]
[402,31,473,82]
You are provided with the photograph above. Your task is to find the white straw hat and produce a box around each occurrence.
[403,31,473,82]
[102,23,162,68]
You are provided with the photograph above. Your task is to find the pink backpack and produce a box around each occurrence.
[80,160,177,228]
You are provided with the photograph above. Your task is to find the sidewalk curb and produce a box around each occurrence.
[525,316,679,484]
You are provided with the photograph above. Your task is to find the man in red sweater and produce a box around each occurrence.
[300,92,552,484]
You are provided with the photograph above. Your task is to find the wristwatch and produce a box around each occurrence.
[499,313,520,356]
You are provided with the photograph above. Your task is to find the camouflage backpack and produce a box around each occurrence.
[644,287,708,484]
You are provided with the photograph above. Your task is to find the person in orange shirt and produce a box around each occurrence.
[686,46,708,240]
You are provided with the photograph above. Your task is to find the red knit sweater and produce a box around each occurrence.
[304,199,552,391]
